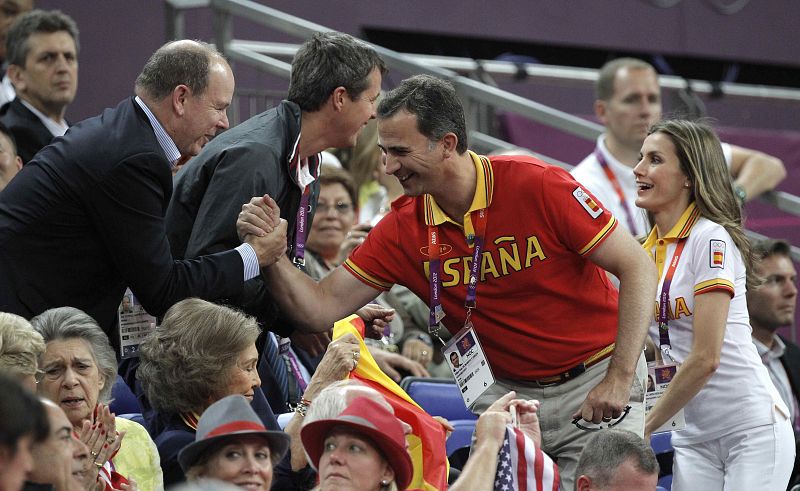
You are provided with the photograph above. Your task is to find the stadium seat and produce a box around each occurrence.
[110,375,141,415]
[446,419,476,456]
[400,377,477,421]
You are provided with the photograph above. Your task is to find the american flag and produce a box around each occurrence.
[494,425,560,491]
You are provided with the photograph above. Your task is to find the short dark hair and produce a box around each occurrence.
[0,372,49,454]
[318,165,357,210]
[596,57,655,101]
[575,429,658,489]
[6,9,79,67]
[751,238,792,262]
[377,74,468,154]
[135,40,224,102]
[287,31,386,112]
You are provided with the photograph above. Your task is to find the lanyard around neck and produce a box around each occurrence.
[594,146,639,234]
[657,238,687,351]
[427,207,489,344]
[292,186,311,267]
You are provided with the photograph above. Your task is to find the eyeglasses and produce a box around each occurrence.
[317,202,353,215]
[571,405,632,432]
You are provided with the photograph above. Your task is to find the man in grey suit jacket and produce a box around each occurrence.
[0,40,286,349]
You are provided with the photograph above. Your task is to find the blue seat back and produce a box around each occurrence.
[400,377,477,421]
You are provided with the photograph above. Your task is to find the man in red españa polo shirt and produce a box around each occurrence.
[243,74,657,489]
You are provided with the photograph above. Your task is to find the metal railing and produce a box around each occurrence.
[165,0,800,262]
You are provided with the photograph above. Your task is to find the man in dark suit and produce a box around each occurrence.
[166,32,387,414]
[748,238,800,488]
[0,9,78,163]
[0,39,288,349]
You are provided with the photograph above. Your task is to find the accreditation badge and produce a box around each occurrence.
[118,288,157,359]
[645,361,686,433]
[443,325,495,410]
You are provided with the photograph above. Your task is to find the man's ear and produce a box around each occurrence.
[13,155,22,172]
[441,132,458,157]
[331,86,348,112]
[171,84,191,116]
[576,475,592,491]
[7,64,25,92]
[594,99,607,124]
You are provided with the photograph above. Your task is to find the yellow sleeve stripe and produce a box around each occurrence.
[343,259,393,291]
[695,278,734,297]
[578,216,617,256]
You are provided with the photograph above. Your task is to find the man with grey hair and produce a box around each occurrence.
[244,73,658,490]
[571,57,785,238]
[575,429,659,491]
[167,31,386,330]
[0,9,78,163]
[0,39,287,350]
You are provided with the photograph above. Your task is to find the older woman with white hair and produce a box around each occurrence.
[31,307,162,491]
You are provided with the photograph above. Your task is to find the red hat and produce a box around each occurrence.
[300,396,413,490]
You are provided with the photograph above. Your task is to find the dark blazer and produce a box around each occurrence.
[0,97,244,348]
[0,97,59,164]
[166,101,319,331]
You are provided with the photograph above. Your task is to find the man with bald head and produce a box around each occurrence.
[0,40,287,349]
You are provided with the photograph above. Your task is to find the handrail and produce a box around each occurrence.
[225,40,800,216]
[170,0,800,231]
[405,54,800,103]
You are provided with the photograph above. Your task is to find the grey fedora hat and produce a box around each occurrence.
[178,395,290,472]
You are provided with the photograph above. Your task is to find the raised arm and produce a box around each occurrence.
[575,225,658,423]
[728,144,786,201]
[238,195,383,331]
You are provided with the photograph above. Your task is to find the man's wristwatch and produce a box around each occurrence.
[734,185,747,205]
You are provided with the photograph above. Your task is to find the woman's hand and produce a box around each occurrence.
[80,405,118,469]
[303,333,361,399]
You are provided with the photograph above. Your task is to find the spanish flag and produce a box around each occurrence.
[584,195,600,213]
[333,315,449,491]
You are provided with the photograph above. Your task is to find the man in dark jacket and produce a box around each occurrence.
[0,9,78,163]
[748,238,800,488]
[0,40,287,349]
[166,31,385,328]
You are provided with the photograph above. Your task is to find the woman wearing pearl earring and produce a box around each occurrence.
[634,119,794,490]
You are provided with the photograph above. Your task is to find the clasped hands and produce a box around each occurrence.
[237,195,288,267]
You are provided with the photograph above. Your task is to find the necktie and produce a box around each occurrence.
[258,332,289,412]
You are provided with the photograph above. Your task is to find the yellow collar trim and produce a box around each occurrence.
[642,202,700,250]
[424,151,493,228]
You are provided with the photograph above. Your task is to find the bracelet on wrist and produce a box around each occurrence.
[293,397,312,417]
